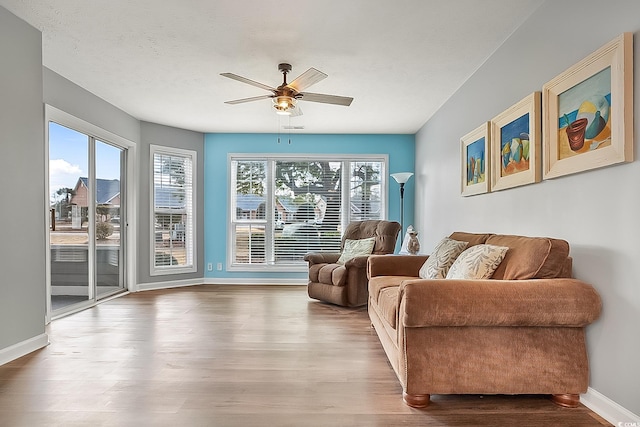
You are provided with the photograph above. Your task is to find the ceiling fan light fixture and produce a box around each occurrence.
[273,96,296,114]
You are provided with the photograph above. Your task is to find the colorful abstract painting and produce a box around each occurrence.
[557,67,611,160]
[466,137,485,186]
[500,113,530,177]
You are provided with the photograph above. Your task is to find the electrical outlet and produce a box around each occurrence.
[207,263,213,271]
[217,263,223,271]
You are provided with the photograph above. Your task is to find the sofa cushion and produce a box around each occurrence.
[486,234,570,280]
[377,286,399,329]
[341,220,401,255]
[308,263,324,282]
[337,237,376,265]
[369,276,412,304]
[419,237,469,279]
[317,263,347,286]
[446,244,509,280]
[448,232,493,248]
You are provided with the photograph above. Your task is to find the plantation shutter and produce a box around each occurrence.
[349,161,383,221]
[153,151,194,269]
[229,156,385,269]
[273,160,342,263]
[232,160,267,265]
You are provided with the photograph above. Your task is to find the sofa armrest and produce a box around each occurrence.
[344,255,369,269]
[368,254,429,278]
[399,278,602,327]
[304,252,341,265]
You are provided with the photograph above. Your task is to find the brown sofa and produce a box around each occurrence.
[305,220,401,307]
[367,231,602,408]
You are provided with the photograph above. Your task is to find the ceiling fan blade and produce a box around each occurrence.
[299,92,353,106]
[287,68,327,92]
[220,73,275,92]
[224,94,273,105]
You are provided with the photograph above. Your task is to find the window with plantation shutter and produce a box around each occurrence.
[350,161,383,221]
[232,160,267,264]
[151,145,196,275]
[229,155,387,271]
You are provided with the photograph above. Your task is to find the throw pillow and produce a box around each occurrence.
[446,244,509,280]
[418,237,469,279]
[337,237,376,265]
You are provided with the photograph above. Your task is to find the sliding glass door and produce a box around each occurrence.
[48,122,127,317]
[49,124,91,311]
[95,140,125,299]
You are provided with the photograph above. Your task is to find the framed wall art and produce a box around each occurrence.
[542,32,633,179]
[461,122,490,196]
[490,92,541,191]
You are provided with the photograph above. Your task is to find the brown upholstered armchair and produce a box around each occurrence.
[304,220,401,307]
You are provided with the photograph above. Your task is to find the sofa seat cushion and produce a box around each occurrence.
[486,234,570,280]
[376,286,399,329]
[369,276,414,303]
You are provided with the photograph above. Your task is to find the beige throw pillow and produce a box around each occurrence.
[337,237,376,265]
[446,244,509,280]
[418,238,469,279]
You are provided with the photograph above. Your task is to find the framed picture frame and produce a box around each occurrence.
[543,32,633,179]
[490,92,541,191]
[461,122,490,196]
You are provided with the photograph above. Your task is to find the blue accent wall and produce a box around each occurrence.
[204,133,415,280]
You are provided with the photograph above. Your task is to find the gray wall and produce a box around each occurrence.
[0,5,204,358]
[43,69,140,144]
[44,71,206,288]
[138,121,205,285]
[0,7,46,349]
[415,0,640,417]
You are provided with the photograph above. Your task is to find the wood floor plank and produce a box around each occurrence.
[0,285,611,426]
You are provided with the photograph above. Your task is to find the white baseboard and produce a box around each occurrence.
[0,333,49,366]
[582,387,640,425]
[134,277,306,292]
[203,277,307,285]
[135,277,204,292]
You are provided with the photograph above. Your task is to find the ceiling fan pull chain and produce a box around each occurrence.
[276,114,280,144]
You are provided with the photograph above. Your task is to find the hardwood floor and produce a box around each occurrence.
[0,285,611,426]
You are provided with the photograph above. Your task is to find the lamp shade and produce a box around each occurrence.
[273,96,296,115]
[391,172,414,184]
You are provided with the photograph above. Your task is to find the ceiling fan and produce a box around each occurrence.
[221,63,353,116]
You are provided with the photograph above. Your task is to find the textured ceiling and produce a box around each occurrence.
[1,0,542,134]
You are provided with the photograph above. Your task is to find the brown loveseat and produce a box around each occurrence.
[305,220,401,307]
[367,231,602,408]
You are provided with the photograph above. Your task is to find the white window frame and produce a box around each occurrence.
[150,145,197,275]
[227,153,388,272]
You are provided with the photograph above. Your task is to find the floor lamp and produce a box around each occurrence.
[390,172,414,244]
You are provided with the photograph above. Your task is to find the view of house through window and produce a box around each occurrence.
[48,121,126,316]
[151,145,196,274]
[230,156,386,269]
